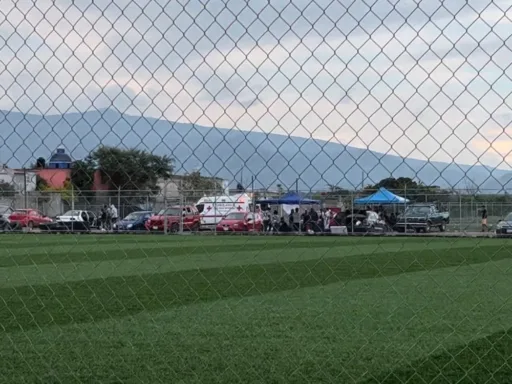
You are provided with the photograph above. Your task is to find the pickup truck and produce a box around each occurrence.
[394,204,450,233]
[145,205,200,233]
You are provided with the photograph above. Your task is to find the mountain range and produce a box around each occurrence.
[0,108,511,192]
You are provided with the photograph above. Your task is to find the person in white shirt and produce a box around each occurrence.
[324,209,331,231]
[110,204,118,230]
[366,209,379,226]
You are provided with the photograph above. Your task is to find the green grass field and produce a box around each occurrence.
[1,234,512,383]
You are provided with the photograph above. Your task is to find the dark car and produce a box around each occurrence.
[495,213,512,235]
[394,204,450,233]
[114,211,153,231]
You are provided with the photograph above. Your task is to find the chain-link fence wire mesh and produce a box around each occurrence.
[2,0,512,382]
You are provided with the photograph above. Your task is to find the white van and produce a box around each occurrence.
[196,193,256,228]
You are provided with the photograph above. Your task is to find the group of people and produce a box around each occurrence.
[259,204,403,234]
[363,205,397,228]
[262,207,334,233]
[98,204,118,231]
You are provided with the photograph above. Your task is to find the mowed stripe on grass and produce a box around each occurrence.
[3,257,512,383]
[0,236,510,333]
[0,240,506,288]
[364,328,512,384]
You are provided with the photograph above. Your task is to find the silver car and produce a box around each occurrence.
[496,212,512,235]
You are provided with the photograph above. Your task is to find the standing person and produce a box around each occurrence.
[318,209,324,232]
[293,208,300,232]
[100,205,107,231]
[263,208,271,233]
[106,204,113,231]
[301,209,310,232]
[480,205,488,232]
[288,209,294,230]
[110,204,118,230]
[310,207,319,232]
[324,208,331,232]
[271,210,280,233]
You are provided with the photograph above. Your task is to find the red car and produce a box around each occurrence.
[9,209,52,229]
[216,211,263,232]
[145,205,200,233]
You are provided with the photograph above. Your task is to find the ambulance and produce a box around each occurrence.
[196,193,258,229]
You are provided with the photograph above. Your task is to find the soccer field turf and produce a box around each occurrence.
[1,234,512,383]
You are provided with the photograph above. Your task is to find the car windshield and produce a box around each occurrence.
[124,212,147,221]
[161,208,182,216]
[504,213,512,221]
[62,210,80,216]
[405,206,430,215]
[13,210,30,215]
[225,213,245,220]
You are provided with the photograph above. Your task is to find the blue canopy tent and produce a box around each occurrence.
[354,187,409,205]
[256,192,320,205]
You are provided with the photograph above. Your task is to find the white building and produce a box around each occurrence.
[0,165,37,193]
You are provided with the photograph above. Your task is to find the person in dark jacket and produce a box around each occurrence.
[301,209,310,232]
[279,217,289,232]
[288,209,294,229]
[309,208,319,232]
[99,205,107,231]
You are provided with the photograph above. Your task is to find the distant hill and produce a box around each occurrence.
[0,108,510,192]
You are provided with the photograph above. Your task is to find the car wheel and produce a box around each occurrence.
[439,221,446,232]
[191,222,200,232]
[27,221,34,230]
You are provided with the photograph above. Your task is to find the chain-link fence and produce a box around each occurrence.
[3,187,512,230]
[2,0,512,382]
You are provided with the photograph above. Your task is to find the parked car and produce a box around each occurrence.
[394,204,450,233]
[145,205,200,233]
[114,211,153,231]
[216,211,263,232]
[495,213,512,235]
[40,210,97,232]
[0,205,14,230]
[8,209,52,229]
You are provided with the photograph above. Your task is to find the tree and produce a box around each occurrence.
[326,184,351,197]
[0,181,15,196]
[364,177,450,203]
[35,175,49,191]
[36,157,46,169]
[179,171,222,199]
[71,157,96,195]
[90,146,173,194]
[38,177,76,204]
[463,177,479,195]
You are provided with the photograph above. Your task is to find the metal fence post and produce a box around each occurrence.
[163,182,167,234]
[180,191,184,234]
[459,192,462,232]
[404,185,407,233]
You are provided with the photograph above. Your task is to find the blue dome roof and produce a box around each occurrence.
[49,148,72,163]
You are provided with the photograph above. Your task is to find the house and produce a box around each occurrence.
[37,148,73,189]
[0,164,37,193]
[35,148,228,203]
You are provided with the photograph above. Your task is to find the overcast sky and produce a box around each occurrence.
[1,0,512,169]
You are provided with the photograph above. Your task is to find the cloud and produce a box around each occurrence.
[0,0,512,171]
